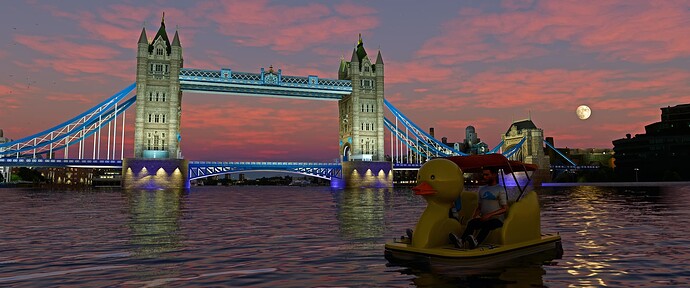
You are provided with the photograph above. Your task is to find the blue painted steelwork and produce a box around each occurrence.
[383,99,468,156]
[179,68,352,100]
[502,137,526,158]
[0,158,122,168]
[384,117,449,158]
[488,140,504,154]
[543,140,577,166]
[0,158,343,180]
[0,95,136,156]
[0,84,135,157]
[188,161,342,180]
[393,163,422,170]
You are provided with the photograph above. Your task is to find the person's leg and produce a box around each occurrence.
[460,218,481,240]
[475,219,503,244]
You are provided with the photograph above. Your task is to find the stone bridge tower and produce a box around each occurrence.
[502,119,551,184]
[335,35,392,188]
[134,14,183,159]
[123,14,188,190]
[337,35,385,162]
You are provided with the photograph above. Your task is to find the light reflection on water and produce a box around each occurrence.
[0,185,689,287]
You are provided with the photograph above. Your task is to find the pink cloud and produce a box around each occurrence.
[14,35,121,60]
[418,1,690,64]
[50,5,201,50]
[178,97,339,161]
[208,1,379,53]
[0,84,22,109]
[12,35,132,79]
[386,61,454,84]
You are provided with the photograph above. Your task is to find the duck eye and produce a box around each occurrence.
[430,175,436,180]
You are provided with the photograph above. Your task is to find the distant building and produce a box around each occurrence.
[41,167,94,186]
[439,126,489,155]
[613,103,690,181]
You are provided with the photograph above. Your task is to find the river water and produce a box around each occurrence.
[1,184,689,287]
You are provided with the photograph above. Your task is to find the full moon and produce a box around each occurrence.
[576,105,591,120]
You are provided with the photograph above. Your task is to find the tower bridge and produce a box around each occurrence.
[0,15,575,188]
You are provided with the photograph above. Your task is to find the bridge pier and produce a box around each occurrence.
[337,161,393,189]
[122,158,189,190]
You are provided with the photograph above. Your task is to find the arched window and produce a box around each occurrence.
[155,92,159,102]
[162,114,166,123]
[154,115,160,123]
[148,92,153,102]
[162,93,166,102]
[148,114,152,122]
[156,47,164,56]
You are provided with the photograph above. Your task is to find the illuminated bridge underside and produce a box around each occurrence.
[0,158,344,179]
[188,161,342,180]
[179,68,352,100]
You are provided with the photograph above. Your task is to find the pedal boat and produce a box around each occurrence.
[385,154,563,267]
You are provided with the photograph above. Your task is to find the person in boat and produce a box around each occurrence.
[450,167,508,249]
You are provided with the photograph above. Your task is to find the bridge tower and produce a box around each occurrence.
[134,15,183,159]
[336,35,392,188]
[123,14,188,190]
[501,119,551,184]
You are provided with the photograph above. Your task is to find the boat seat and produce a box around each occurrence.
[458,191,478,226]
[485,191,542,245]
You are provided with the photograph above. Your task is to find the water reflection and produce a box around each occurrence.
[123,189,187,258]
[331,188,391,240]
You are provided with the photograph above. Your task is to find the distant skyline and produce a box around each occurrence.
[3,1,690,162]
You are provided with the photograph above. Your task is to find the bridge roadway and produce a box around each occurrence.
[0,158,352,180]
[179,68,352,100]
[0,158,598,181]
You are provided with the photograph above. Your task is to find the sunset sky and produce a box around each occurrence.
[3,1,690,162]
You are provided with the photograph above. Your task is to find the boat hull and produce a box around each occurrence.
[385,233,562,268]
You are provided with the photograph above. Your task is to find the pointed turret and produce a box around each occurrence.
[350,47,359,63]
[339,55,346,71]
[149,12,171,54]
[376,50,384,64]
[356,33,368,62]
[172,30,181,47]
[138,27,148,44]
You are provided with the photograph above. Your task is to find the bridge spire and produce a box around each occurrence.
[376,49,384,64]
[138,27,148,44]
[172,30,181,47]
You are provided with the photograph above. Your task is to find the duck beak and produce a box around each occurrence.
[413,182,436,195]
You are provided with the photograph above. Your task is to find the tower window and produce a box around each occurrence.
[162,93,166,102]
[156,47,164,56]
[361,79,374,88]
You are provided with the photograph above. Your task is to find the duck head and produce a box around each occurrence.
[413,158,464,204]
[410,158,464,248]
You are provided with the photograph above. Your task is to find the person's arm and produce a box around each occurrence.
[480,204,507,221]
[472,205,481,218]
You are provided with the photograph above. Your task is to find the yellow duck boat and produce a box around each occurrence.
[385,154,563,267]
